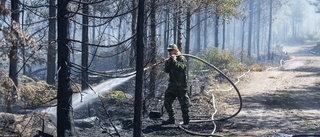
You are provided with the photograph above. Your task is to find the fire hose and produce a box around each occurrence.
[111,54,242,136]
[176,54,242,136]
[146,54,242,136]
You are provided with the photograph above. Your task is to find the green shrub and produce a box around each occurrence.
[19,75,57,106]
[189,47,246,77]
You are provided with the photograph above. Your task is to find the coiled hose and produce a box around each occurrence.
[177,54,243,136]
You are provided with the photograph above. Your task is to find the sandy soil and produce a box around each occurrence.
[223,42,320,136]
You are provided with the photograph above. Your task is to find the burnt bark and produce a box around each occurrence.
[134,0,145,136]
[57,0,75,136]
[47,0,56,85]
[7,0,20,113]
[81,0,89,91]
[149,0,156,97]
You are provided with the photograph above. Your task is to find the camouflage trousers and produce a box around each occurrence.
[164,88,190,123]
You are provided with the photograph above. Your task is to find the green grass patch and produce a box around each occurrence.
[104,90,132,99]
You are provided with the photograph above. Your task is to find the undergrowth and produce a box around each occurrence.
[189,47,247,78]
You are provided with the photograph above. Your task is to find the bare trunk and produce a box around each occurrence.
[257,0,261,59]
[222,18,226,50]
[57,0,75,136]
[173,7,177,44]
[233,18,236,50]
[130,0,137,67]
[47,0,56,85]
[177,2,183,52]
[81,0,89,91]
[248,0,253,58]
[214,14,219,48]
[8,0,20,113]
[149,0,156,99]
[134,0,145,136]
[268,0,273,60]
[204,8,208,49]
[164,5,169,57]
[241,20,246,62]
[185,8,191,80]
[196,12,201,52]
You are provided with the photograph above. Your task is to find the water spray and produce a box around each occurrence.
[42,54,242,136]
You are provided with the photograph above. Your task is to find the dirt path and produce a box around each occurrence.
[226,43,320,136]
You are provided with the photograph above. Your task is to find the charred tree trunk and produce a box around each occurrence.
[81,0,89,91]
[130,0,137,67]
[116,17,123,70]
[134,0,145,136]
[57,0,75,136]
[47,0,56,85]
[21,0,25,75]
[7,0,20,113]
[149,0,156,98]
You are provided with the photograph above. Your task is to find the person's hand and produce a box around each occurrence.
[170,55,176,61]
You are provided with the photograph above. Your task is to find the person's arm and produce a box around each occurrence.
[164,59,171,73]
[171,56,187,71]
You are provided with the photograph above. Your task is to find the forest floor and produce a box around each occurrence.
[73,41,320,137]
[72,41,320,137]
[2,42,320,137]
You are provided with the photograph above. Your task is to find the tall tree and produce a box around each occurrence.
[177,1,183,51]
[21,0,26,75]
[196,12,201,52]
[7,0,20,113]
[173,6,177,44]
[214,13,219,47]
[185,6,191,80]
[204,8,208,49]
[149,0,156,99]
[268,0,273,60]
[256,0,261,59]
[247,0,253,58]
[81,0,89,91]
[130,0,137,66]
[57,0,75,136]
[241,17,246,62]
[134,0,145,136]
[164,4,169,57]
[47,0,56,85]
[222,14,226,50]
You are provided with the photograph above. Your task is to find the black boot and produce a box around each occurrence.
[161,118,175,125]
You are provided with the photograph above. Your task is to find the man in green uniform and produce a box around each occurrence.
[162,44,190,128]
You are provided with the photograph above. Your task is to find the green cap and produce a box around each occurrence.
[167,44,178,50]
